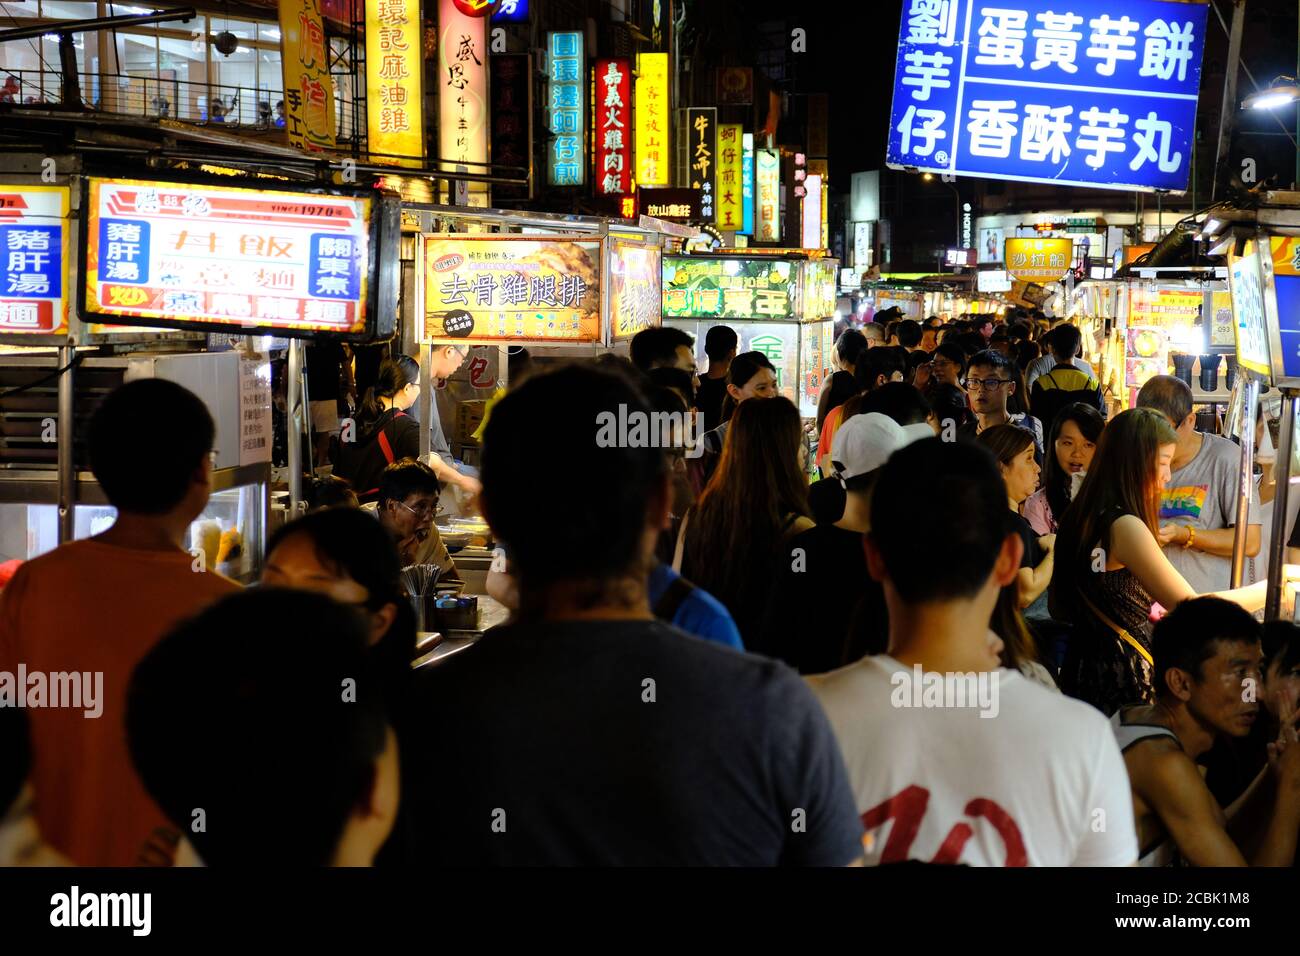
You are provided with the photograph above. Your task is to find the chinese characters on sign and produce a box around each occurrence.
[547,31,585,186]
[609,241,662,339]
[422,236,601,343]
[741,132,755,236]
[756,148,781,242]
[238,353,273,466]
[366,0,423,167]
[687,108,717,223]
[0,185,67,334]
[716,124,743,231]
[1004,237,1072,281]
[635,52,670,187]
[663,257,796,320]
[637,188,702,222]
[887,0,1207,192]
[440,0,489,205]
[492,0,528,20]
[279,0,337,152]
[595,59,631,196]
[84,179,371,336]
[491,53,533,201]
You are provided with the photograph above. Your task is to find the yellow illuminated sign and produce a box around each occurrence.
[716,124,743,232]
[366,0,424,167]
[279,0,337,151]
[1004,238,1072,282]
[635,53,670,188]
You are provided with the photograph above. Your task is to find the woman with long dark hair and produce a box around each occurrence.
[1050,408,1265,714]
[978,424,1054,610]
[333,355,421,503]
[680,396,812,649]
[1024,403,1104,535]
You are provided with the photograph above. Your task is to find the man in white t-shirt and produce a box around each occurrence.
[810,438,1138,866]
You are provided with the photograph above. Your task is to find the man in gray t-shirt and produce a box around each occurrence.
[1137,376,1261,594]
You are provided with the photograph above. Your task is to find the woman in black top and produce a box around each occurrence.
[334,355,422,503]
[978,425,1054,610]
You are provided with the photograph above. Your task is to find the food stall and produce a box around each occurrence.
[661,251,839,419]
[414,211,678,591]
[0,162,401,581]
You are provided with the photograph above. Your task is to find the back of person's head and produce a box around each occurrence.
[629,326,694,372]
[1050,323,1082,362]
[647,366,696,409]
[863,322,887,345]
[127,589,392,866]
[870,439,1011,603]
[1014,339,1041,370]
[89,378,215,516]
[376,458,440,511]
[1152,597,1261,699]
[896,319,923,350]
[905,349,931,379]
[854,346,906,392]
[835,328,868,367]
[1136,374,1193,429]
[360,355,419,426]
[1263,621,1300,686]
[703,325,738,363]
[483,364,666,595]
[307,475,359,512]
[1007,322,1032,342]
[927,382,971,429]
[861,382,931,427]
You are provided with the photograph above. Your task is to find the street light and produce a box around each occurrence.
[1243,75,1300,188]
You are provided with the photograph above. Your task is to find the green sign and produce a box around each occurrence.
[662,256,795,320]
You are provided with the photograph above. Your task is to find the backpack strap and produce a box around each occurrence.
[653,574,697,623]
[375,409,408,465]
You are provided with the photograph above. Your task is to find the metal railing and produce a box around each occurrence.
[0,68,359,137]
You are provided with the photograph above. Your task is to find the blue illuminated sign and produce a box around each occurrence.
[547,31,585,187]
[492,0,528,21]
[886,0,1207,193]
[98,218,150,284]
[741,132,755,236]
[2,224,61,298]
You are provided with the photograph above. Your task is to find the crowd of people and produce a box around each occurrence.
[3,305,1300,868]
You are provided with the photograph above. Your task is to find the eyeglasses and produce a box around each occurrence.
[397,500,441,519]
[965,377,1012,392]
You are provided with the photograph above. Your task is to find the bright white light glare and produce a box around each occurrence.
[1248,92,1299,110]
[723,260,742,275]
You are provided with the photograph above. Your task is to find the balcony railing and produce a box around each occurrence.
[0,68,358,139]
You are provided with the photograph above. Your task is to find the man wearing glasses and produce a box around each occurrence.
[369,459,461,582]
[957,350,1043,455]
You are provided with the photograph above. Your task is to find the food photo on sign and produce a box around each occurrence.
[422,236,600,343]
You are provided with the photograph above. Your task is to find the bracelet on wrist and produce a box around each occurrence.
[1182,526,1196,550]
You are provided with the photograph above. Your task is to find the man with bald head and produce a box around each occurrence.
[1136,375,1260,593]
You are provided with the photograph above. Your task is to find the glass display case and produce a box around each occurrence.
[0,464,269,583]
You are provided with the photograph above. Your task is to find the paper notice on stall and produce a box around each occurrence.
[239,353,273,467]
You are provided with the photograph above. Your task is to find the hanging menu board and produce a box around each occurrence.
[0,184,69,335]
[422,235,602,343]
[82,178,393,340]
[1228,243,1271,377]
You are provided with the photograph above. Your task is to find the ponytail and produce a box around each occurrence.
[358,355,419,428]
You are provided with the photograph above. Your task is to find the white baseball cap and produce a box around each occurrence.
[831,412,933,482]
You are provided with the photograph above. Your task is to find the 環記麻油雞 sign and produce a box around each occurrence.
[0,184,68,335]
[662,256,796,321]
[82,178,372,336]
[609,241,662,340]
[423,236,601,343]
[1005,237,1072,281]
[366,0,423,166]
[887,0,1208,193]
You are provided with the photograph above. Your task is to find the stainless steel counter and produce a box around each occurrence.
[410,594,511,670]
